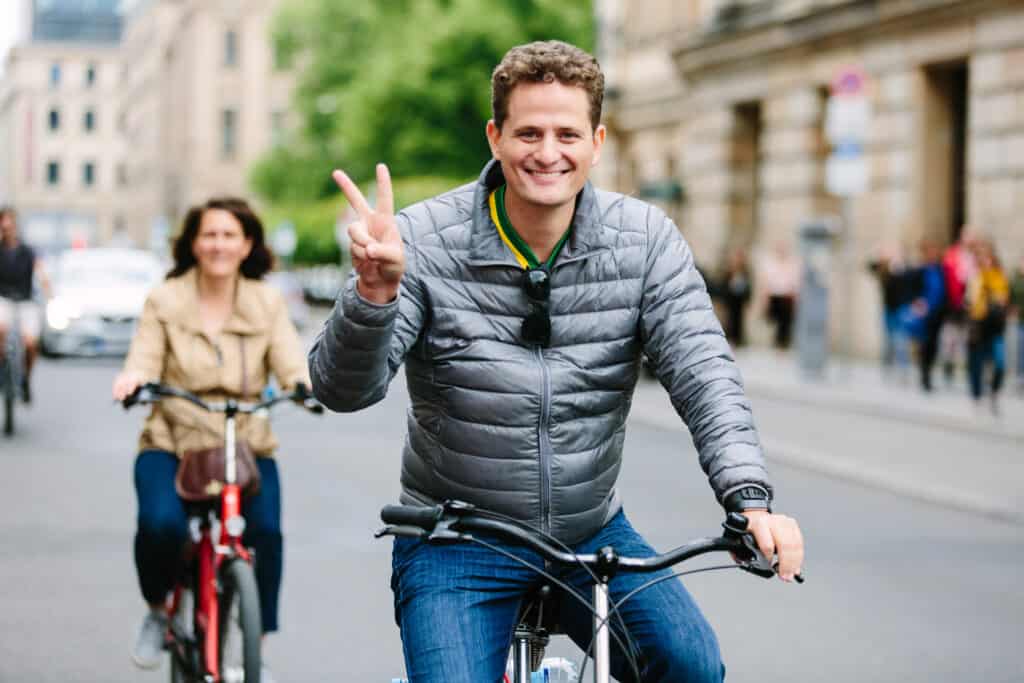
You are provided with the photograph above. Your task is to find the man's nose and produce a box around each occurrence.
[534,136,561,165]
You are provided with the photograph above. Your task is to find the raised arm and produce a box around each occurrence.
[308,164,426,412]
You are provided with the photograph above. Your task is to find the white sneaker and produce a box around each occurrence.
[131,608,168,669]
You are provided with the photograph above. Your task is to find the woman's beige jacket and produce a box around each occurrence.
[124,269,309,458]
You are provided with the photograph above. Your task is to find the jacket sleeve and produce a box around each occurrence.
[307,216,427,412]
[638,210,772,505]
[267,291,310,391]
[123,294,166,381]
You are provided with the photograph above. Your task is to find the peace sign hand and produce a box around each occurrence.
[333,163,405,304]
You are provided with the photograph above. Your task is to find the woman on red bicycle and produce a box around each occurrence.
[112,198,309,681]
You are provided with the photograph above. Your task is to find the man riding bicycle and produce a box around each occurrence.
[310,41,804,683]
[0,206,50,403]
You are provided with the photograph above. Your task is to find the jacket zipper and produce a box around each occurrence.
[535,346,553,535]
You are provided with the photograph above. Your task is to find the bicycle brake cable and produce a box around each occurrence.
[464,509,644,679]
[467,536,643,683]
[575,564,740,683]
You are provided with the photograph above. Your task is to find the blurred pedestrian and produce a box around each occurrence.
[867,242,917,379]
[111,198,310,680]
[1009,254,1024,395]
[965,239,1009,414]
[0,206,51,403]
[717,246,753,347]
[901,240,945,392]
[938,227,977,387]
[760,241,800,350]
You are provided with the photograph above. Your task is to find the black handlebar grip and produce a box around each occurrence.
[121,386,144,409]
[380,505,444,530]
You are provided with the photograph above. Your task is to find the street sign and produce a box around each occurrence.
[825,66,871,197]
[826,141,869,197]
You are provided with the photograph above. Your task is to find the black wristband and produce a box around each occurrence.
[723,485,772,513]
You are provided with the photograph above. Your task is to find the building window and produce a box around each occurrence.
[84,109,96,132]
[224,29,239,67]
[50,63,61,87]
[221,109,237,159]
[47,161,60,186]
[83,162,96,188]
[49,108,61,131]
[85,63,97,87]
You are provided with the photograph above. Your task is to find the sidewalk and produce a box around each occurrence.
[629,349,1024,525]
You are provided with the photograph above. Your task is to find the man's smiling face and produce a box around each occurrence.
[486,80,605,214]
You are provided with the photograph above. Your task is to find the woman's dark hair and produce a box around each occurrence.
[167,197,274,279]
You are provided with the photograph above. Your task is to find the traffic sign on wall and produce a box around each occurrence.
[825,66,871,197]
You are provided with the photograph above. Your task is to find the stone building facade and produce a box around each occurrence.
[597,0,1024,355]
[0,0,292,252]
[0,1,125,250]
[119,0,293,250]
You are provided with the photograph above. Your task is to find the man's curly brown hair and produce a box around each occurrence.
[491,41,604,131]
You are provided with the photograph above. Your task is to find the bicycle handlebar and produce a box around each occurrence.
[121,381,325,416]
[378,500,803,582]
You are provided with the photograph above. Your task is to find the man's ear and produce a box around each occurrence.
[486,119,502,159]
[591,124,607,167]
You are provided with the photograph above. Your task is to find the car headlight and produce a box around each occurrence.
[46,298,83,331]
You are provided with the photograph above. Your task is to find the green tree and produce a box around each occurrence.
[252,0,593,203]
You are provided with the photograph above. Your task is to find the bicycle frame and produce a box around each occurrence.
[180,403,251,682]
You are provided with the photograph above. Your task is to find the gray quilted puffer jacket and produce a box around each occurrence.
[309,160,771,544]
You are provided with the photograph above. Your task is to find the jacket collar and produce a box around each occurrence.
[468,159,605,267]
[174,268,262,336]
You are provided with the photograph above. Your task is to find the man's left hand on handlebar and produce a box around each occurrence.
[740,510,804,582]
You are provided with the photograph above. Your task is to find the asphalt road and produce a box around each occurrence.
[1,355,1021,682]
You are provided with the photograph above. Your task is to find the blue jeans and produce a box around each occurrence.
[883,310,910,370]
[967,335,1006,400]
[133,449,284,632]
[390,510,724,683]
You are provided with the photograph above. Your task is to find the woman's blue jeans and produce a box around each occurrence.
[133,449,283,632]
[967,335,1006,400]
[390,509,725,683]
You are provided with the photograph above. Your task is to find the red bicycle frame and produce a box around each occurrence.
[170,408,253,682]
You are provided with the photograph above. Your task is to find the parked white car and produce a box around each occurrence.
[41,248,166,357]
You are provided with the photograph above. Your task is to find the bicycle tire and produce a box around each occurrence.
[218,559,261,683]
[3,362,14,437]
[169,587,198,683]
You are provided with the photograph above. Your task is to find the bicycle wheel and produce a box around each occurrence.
[218,559,261,683]
[169,588,197,683]
[3,361,14,437]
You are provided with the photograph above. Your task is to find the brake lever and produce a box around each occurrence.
[723,512,805,583]
[374,524,429,539]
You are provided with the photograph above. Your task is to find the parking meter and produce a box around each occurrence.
[795,218,839,379]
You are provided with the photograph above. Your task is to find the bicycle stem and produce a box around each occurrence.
[225,408,237,485]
